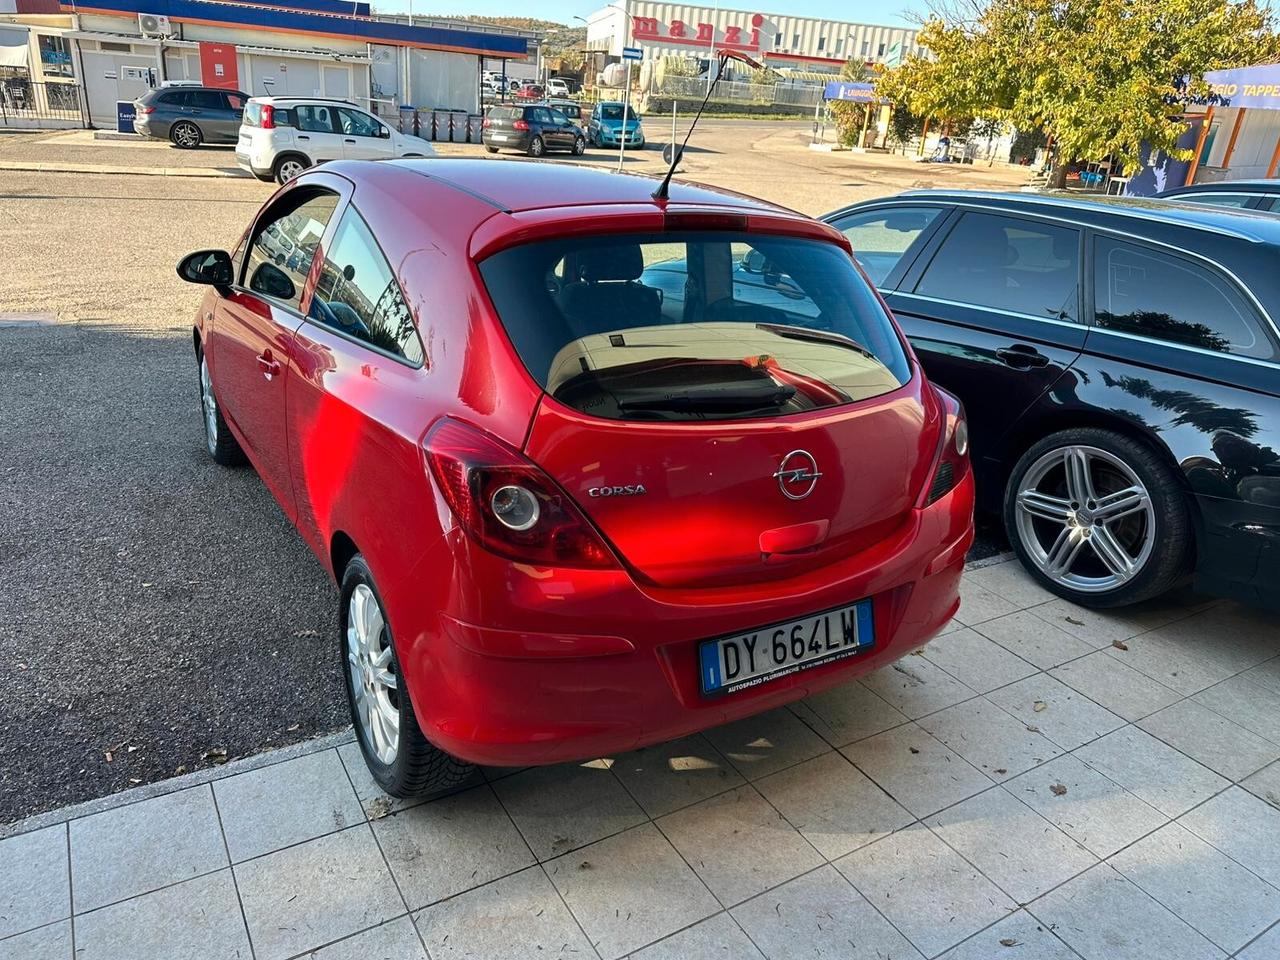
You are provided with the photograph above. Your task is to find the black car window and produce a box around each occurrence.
[337,107,381,137]
[310,208,424,365]
[832,206,942,287]
[914,212,1080,321]
[159,90,189,106]
[1166,193,1254,208]
[295,104,337,133]
[1092,237,1274,358]
[532,107,553,124]
[188,90,224,110]
[549,109,570,124]
[243,191,339,310]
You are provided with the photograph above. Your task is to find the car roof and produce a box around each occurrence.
[248,96,359,107]
[871,189,1280,245]
[1160,180,1280,194]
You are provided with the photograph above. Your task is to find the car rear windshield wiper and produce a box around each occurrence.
[618,382,796,413]
[755,322,877,360]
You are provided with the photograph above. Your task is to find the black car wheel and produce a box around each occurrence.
[170,121,202,149]
[485,145,499,154]
[273,153,310,185]
[573,135,586,156]
[527,135,545,158]
[197,348,245,466]
[1003,427,1192,607]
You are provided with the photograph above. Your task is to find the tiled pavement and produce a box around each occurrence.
[3,558,1280,960]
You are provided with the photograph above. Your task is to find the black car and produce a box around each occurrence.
[823,192,1280,610]
[134,86,250,149]
[482,103,586,158]
[1154,179,1280,212]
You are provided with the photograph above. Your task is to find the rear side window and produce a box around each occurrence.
[915,212,1080,321]
[1166,193,1254,208]
[243,101,261,127]
[479,232,911,422]
[1092,237,1273,358]
[833,206,942,287]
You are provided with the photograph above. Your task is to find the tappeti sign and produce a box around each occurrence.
[199,42,240,91]
[1203,63,1280,109]
[632,12,764,50]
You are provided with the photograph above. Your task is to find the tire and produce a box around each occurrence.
[527,135,545,158]
[485,145,499,154]
[273,153,309,185]
[197,348,245,466]
[573,135,586,156]
[340,554,474,797]
[170,120,202,149]
[1003,427,1192,608]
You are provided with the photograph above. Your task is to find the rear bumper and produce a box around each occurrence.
[389,470,975,766]
[483,131,531,150]
[133,117,162,139]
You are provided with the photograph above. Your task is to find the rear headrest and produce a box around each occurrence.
[578,244,644,282]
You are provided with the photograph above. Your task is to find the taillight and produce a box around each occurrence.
[482,117,491,128]
[920,386,969,507]
[513,119,530,131]
[261,104,275,129]
[137,105,155,115]
[424,418,619,569]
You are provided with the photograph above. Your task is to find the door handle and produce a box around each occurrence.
[995,346,1050,369]
[297,134,310,141]
[344,138,356,143]
[256,353,281,380]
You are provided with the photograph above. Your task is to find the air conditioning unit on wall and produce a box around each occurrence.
[138,14,173,37]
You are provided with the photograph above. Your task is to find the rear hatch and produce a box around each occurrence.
[479,227,938,588]
[485,106,526,141]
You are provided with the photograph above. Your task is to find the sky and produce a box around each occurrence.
[382,0,926,29]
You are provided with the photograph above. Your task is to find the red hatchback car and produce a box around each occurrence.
[177,160,974,797]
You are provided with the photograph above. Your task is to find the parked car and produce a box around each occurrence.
[516,82,545,100]
[545,77,572,97]
[588,101,645,149]
[1154,179,1280,212]
[134,86,250,148]
[176,159,974,796]
[482,103,586,157]
[235,97,435,184]
[823,191,1280,610]
[547,98,583,122]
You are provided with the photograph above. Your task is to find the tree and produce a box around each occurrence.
[876,0,1280,185]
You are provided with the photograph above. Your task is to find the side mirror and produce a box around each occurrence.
[176,249,233,288]
[249,262,296,301]
[377,125,390,139]
[740,249,767,274]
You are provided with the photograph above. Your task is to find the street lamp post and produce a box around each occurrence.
[578,4,635,173]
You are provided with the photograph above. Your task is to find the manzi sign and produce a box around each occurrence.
[631,12,765,50]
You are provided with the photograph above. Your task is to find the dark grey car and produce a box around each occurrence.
[134,87,250,149]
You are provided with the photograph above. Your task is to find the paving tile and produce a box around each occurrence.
[234,825,403,960]
[1193,674,1280,746]
[859,656,976,720]
[337,741,429,821]
[973,609,1097,670]
[1029,863,1225,960]
[415,865,592,960]
[936,910,1078,959]
[0,920,72,960]
[1006,753,1167,859]
[963,560,1058,609]
[788,680,907,748]
[918,697,1062,782]
[842,721,993,818]
[73,869,251,960]
[703,708,829,781]
[754,752,913,860]
[70,785,228,913]
[1076,727,1229,818]
[372,783,534,909]
[657,785,823,906]
[612,734,744,819]
[545,823,718,960]
[1138,699,1280,782]
[987,672,1125,751]
[0,824,68,939]
[1244,761,1280,811]
[926,785,1097,904]
[834,823,1015,957]
[1238,923,1280,959]
[1244,659,1280,698]
[304,916,426,960]
[1145,604,1280,677]
[1110,822,1280,953]
[920,627,1039,694]
[1180,787,1280,890]
[1105,629,1237,697]
[213,749,364,862]
[1049,650,1181,722]
[628,912,764,960]
[954,576,1021,625]
[1030,596,1199,648]
[731,865,924,960]
[491,761,646,861]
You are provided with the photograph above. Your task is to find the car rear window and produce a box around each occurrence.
[479,232,912,422]
[488,106,525,120]
[242,102,293,128]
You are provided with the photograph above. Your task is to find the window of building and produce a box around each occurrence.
[877,42,886,57]
[792,32,800,47]
[861,40,870,56]
[37,35,73,78]
[834,38,844,54]
[817,36,826,51]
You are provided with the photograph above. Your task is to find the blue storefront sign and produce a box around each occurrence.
[823,81,878,103]
[1203,63,1280,110]
[116,100,136,134]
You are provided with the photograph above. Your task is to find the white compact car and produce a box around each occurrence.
[236,97,436,184]
[545,78,572,97]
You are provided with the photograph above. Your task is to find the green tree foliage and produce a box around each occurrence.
[876,0,1280,175]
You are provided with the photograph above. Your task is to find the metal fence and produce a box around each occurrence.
[0,79,85,127]
[658,74,823,108]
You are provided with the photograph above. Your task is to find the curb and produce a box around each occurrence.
[0,160,252,178]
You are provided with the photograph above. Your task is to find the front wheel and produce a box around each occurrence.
[340,555,474,797]
[527,135,545,158]
[170,121,202,149]
[573,135,586,156]
[198,350,245,466]
[1003,428,1192,608]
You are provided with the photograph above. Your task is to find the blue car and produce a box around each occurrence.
[588,101,645,149]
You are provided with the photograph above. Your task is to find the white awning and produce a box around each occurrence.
[0,27,30,68]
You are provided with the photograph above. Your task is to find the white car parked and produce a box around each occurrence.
[545,78,572,97]
[236,97,436,184]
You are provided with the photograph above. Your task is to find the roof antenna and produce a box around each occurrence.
[652,49,761,202]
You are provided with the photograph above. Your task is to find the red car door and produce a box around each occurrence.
[210,187,341,518]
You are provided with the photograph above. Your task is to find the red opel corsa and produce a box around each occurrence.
[177,160,974,797]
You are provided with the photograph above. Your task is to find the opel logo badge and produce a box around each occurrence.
[773,449,822,500]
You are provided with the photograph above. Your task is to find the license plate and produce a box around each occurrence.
[699,600,874,697]
[491,133,507,141]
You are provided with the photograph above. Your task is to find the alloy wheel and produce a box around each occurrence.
[200,355,218,455]
[173,122,199,148]
[530,136,544,157]
[346,583,400,764]
[277,158,305,183]
[1013,444,1155,593]
[574,136,586,155]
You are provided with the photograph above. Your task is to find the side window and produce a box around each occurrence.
[1092,237,1274,358]
[161,91,189,107]
[189,90,224,110]
[832,206,942,287]
[1167,193,1254,208]
[310,209,424,364]
[533,107,553,124]
[549,109,570,125]
[914,212,1080,321]
[337,107,381,137]
[295,104,336,133]
[225,92,246,111]
[243,192,340,310]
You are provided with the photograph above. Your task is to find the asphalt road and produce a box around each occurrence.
[0,140,1011,824]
